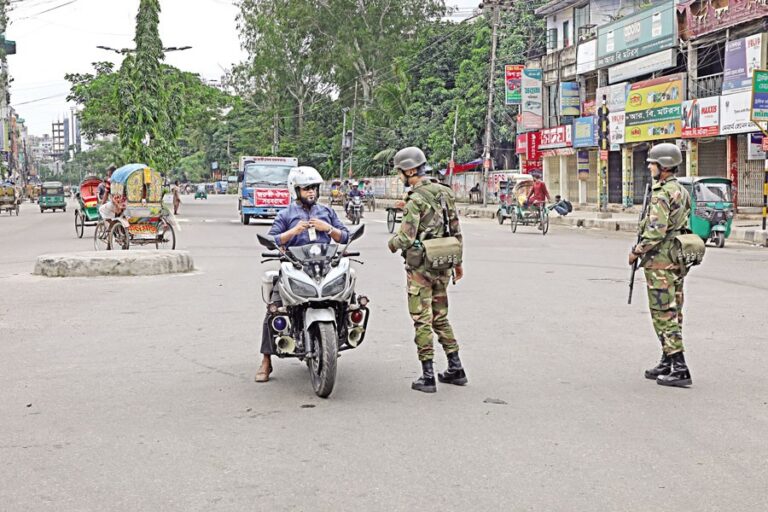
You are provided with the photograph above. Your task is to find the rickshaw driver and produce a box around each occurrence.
[255,166,350,383]
[98,193,127,227]
[526,172,551,227]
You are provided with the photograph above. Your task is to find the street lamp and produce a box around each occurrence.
[96,45,193,55]
[339,107,350,182]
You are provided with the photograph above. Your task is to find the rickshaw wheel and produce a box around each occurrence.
[75,211,85,238]
[93,222,110,251]
[541,208,549,235]
[510,210,518,233]
[496,210,504,225]
[370,198,376,212]
[714,231,725,248]
[156,221,177,250]
[387,209,396,233]
[108,222,130,251]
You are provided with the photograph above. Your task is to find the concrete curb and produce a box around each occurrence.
[34,250,195,278]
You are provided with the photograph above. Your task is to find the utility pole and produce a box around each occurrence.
[481,1,502,207]
[348,82,358,178]
[449,103,460,186]
[272,112,279,156]
[339,107,349,182]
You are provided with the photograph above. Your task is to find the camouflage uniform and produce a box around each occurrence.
[635,176,692,355]
[388,178,462,362]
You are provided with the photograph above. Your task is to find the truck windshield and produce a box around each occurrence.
[694,182,731,203]
[244,164,292,186]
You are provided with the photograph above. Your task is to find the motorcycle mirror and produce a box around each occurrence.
[349,224,365,242]
[257,234,277,250]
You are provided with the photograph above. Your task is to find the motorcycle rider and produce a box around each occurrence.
[387,146,467,393]
[345,181,363,219]
[255,167,350,383]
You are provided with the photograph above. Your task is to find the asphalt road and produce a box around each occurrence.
[1,195,767,511]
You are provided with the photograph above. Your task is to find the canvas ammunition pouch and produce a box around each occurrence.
[672,233,705,268]
[407,187,463,271]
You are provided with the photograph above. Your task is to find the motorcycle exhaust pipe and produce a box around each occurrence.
[347,327,365,348]
[275,335,296,354]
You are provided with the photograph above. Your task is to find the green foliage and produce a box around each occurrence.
[60,139,123,183]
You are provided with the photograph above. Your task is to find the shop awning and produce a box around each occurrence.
[438,159,483,175]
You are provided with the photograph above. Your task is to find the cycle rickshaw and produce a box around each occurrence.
[74,175,103,238]
[509,179,550,235]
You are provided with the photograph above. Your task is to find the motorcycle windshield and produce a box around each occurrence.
[288,243,338,263]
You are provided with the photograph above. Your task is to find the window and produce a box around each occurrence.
[574,4,591,41]
[547,28,558,51]
[563,20,570,48]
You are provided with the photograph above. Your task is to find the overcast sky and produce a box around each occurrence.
[7,0,478,136]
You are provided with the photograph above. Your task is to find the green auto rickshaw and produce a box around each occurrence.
[40,181,67,213]
[678,177,734,248]
[194,184,208,200]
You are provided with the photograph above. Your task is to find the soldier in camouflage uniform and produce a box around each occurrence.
[629,143,693,387]
[387,147,467,393]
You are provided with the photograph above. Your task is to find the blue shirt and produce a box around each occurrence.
[269,202,350,248]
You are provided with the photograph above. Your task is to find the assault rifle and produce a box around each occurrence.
[628,182,652,305]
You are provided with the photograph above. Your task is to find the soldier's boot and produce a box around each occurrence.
[644,353,671,380]
[656,352,692,387]
[438,351,468,386]
[412,360,437,393]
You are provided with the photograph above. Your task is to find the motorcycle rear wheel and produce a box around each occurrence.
[308,321,338,398]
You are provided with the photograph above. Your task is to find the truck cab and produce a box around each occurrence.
[237,156,298,225]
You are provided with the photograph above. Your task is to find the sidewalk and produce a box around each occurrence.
[373,198,768,247]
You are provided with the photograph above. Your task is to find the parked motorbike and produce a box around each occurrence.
[257,226,370,398]
[347,195,363,225]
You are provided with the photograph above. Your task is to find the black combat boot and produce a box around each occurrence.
[644,353,671,380]
[412,360,437,393]
[438,351,468,386]
[656,352,692,387]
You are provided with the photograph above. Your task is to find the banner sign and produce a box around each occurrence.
[573,117,598,147]
[576,39,597,75]
[723,34,766,94]
[559,82,581,117]
[597,1,676,68]
[505,64,524,105]
[681,97,720,138]
[520,68,543,132]
[523,159,543,174]
[609,48,676,83]
[577,150,590,181]
[515,133,527,154]
[751,69,768,122]
[748,133,766,160]
[526,131,541,161]
[582,99,596,116]
[721,91,759,134]
[624,74,684,143]
[539,125,572,149]
[596,82,629,113]
[254,188,291,207]
[609,111,626,146]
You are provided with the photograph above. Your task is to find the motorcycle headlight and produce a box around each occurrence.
[322,275,347,296]
[289,278,317,298]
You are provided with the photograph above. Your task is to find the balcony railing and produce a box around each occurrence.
[693,73,723,98]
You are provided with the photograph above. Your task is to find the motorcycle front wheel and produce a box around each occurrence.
[308,321,338,398]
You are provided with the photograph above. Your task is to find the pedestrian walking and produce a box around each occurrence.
[171,180,182,215]
[628,143,693,387]
[387,146,467,393]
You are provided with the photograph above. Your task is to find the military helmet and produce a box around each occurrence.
[647,143,682,170]
[394,147,427,176]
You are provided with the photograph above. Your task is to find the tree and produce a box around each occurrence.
[65,62,121,139]
[118,0,181,171]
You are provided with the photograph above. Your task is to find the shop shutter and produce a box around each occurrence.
[737,135,764,208]
[632,148,650,204]
[566,154,579,202]
[697,139,727,177]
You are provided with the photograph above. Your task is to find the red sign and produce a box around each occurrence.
[254,188,291,207]
[539,125,573,149]
[582,99,597,116]
[516,134,527,155]
[523,159,542,174]
[679,0,768,40]
[600,150,609,160]
[763,138,768,152]
[526,131,541,161]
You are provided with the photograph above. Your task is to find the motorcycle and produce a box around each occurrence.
[257,225,370,398]
[347,195,363,225]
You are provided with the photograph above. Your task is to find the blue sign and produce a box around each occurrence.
[573,116,598,147]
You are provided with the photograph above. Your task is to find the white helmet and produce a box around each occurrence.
[288,166,324,200]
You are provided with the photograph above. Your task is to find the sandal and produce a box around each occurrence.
[254,362,272,383]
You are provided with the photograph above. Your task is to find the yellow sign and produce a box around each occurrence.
[143,167,152,185]
[625,119,682,143]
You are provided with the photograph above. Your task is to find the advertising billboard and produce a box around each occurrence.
[723,34,766,93]
[573,117,598,147]
[505,64,524,105]
[520,68,543,132]
[560,82,581,117]
[624,74,684,143]
[681,97,720,138]
[721,91,758,134]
